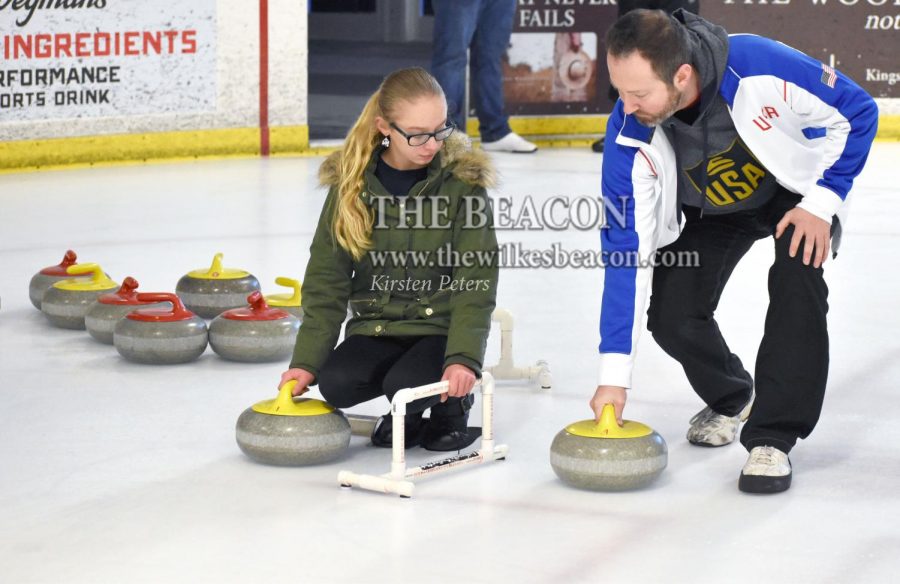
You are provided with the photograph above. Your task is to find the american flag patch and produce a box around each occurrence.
[821,63,837,88]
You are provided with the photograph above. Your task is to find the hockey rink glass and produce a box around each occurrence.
[390,122,455,146]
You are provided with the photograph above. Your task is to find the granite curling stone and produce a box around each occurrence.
[263,277,304,320]
[29,250,94,310]
[236,380,352,466]
[550,403,668,491]
[209,291,300,362]
[85,277,167,344]
[113,292,208,364]
[175,253,260,319]
[41,263,119,330]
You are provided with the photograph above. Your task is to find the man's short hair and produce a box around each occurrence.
[605,9,691,86]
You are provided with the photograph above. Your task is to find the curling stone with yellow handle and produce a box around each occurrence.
[263,277,303,320]
[209,291,300,362]
[175,253,260,319]
[236,380,352,466]
[113,293,208,364]
[550,404,668,491]
[29,250,96,310]
[85,277,168,344]
[40,264,118,329]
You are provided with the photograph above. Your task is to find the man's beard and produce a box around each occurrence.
[635,85,683,127]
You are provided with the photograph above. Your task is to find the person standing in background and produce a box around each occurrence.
[431,0,539,153]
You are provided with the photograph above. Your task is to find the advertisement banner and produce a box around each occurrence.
[497,0,617,117]
[704,0,898,99]
[487,0,895,118]
[0,0,217,122]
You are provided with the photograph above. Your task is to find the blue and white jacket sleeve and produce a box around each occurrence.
[724,34,879,224]
[597,103,667,389]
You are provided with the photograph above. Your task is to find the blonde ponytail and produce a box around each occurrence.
[332,93,380,261]
[331,67,445,261]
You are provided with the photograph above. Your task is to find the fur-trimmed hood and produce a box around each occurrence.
[318,132,497,191]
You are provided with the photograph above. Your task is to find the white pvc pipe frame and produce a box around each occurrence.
[337,372,507,498]
[484,308,552,389]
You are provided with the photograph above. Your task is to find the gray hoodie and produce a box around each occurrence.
[661,10,780,214]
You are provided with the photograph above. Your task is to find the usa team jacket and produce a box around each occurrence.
[597,33,879,389]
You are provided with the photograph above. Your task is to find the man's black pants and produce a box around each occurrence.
[647,191,830,453]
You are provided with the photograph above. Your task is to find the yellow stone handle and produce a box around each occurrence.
[208,253,225,275]
[274,277,302,305]
[251,379,334,416]
[565,402,653,438]
[275,380,299,409]
[598,403,619,432]
[66,262,105,283]
[187,252,249,280]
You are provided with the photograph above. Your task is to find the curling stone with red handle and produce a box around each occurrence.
[550,404,668,491]
[84,277,167,344]
[209,291,300,362]
[263,277,304,320]
[40,264,118,330]
[113,293,208,364]
[29,250,93,310]
[236,380,351,466]
[175,253,260,319]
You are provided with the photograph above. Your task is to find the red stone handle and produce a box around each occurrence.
[59,250,77,267]
[116,277,140,300]
[135,293,192,318]
[247,290,270,313]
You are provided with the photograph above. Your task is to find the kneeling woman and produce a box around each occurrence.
[280,67,499,451]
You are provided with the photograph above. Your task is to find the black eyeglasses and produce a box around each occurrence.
[389,121,455,147]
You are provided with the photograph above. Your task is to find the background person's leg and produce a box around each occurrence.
[469,0,515,142]
[431,0,481,131]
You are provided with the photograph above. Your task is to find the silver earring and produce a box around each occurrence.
[381,135,390,147]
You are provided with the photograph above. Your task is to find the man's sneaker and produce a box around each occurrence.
[686,395,754,447]
[739,446,792,494]
[481,132,538,153]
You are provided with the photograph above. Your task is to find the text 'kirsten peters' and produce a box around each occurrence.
[370,275,491,293]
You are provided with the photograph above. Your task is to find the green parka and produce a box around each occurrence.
[289,134,499,378]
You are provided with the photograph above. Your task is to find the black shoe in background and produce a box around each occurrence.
[421,412,480,452]
[371,411,426,449]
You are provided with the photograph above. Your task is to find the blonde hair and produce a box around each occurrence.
[331,67,445,261]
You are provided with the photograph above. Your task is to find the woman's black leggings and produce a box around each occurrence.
[316,334,470,416]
